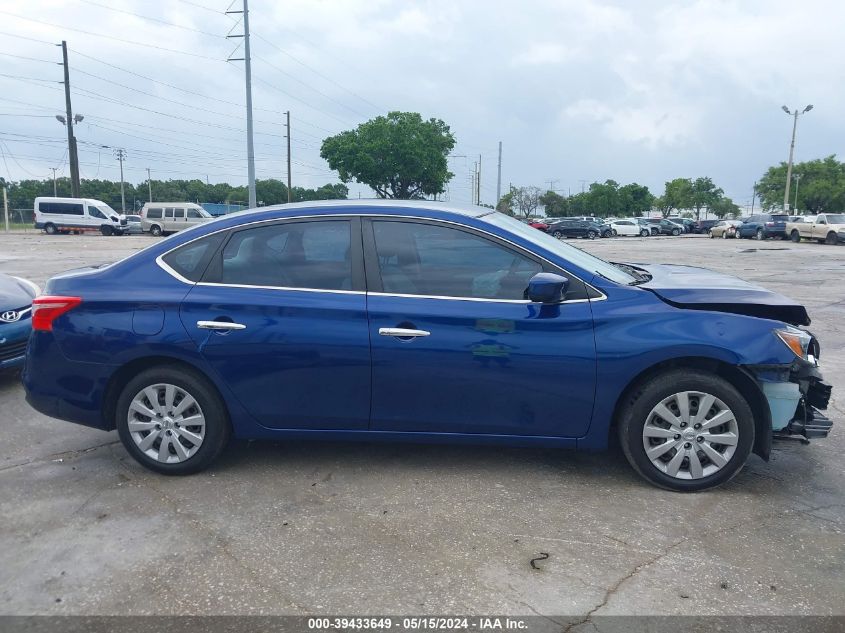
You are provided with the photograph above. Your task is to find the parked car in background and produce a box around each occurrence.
[23,200,833,491]
[124,215,143,235]
[709,220,742,239]
[140,203,213,236]
[0,273,40,372]
[34,197,127,236]
[528,219,550,232]
[657,219,684,236]
[608,219,649,237]
[548,219,611,239]
[674,218,696,233]
[636,218,660,236]
[694,219,720,234]
[787,214,845,245]
[736,213,790,240]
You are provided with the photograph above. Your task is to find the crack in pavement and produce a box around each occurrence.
[0,440,120,474]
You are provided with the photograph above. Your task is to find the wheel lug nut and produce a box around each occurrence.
[693,423,701,429]
[680,422,687,428]
[674,434,681,440]
[697,436,704,443]
[684,442,692,449]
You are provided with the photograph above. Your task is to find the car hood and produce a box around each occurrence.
[635,263,810,326]
[0,274,38,309]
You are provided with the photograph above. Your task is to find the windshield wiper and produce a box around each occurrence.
[613,262,651,285]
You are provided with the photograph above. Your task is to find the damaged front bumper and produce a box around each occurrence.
[751,360,834,444]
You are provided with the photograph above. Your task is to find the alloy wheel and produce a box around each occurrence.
[127,383,206,463]
[641,390,739,480]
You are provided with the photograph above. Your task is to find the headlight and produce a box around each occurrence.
[775,326,814,362]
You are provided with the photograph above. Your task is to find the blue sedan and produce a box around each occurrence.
[23,201,833,491]
[0,274,39,371]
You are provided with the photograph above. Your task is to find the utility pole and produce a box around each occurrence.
[496,141,502,206]
[781,104,813,211]
[3,184,8,233]
[579,179,587,193]
[227,0,256,208]
[114,148,126,212]
[285,110,292,203]
[793,173,802,211]
[750,182,756,215]
[545,179,559,192]
[60,41,80,198]
[470,165,476,205]
[476,154,481,205]
[146,167,152,202]
[51,168,57,196]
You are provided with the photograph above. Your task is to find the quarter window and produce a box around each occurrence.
[161,233,225,282]
[219,220,352,290]
[372,221,542,300]
[146,208,163,219]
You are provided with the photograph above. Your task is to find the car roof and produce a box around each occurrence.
[252,199,492,218]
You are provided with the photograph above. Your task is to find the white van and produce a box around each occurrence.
[139,202,212,236]
[34,197,126,236]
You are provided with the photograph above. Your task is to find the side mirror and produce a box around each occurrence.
[527,272,569,304]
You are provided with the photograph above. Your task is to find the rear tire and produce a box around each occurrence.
[672,228,680,236]
[618,369,755,492]
[150,224,163,237]
[44,223,57,235]
[116,366,231,475]
[640,229,649,237]
[709,231,715,239]
[552,230,562,239]
[755,228,764,240]
[587,230,597,240]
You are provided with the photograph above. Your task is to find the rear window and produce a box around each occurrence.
[146,208,163,219]
[38,201,84,215]
[771,215,788,221]
[161,233,225,282]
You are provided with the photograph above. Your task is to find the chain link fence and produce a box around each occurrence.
[2,209,36,232]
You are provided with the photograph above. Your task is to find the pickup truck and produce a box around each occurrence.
[787,213,845,245]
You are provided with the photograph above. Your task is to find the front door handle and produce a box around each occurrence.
[197,320,246,331]
[379,327,430,338]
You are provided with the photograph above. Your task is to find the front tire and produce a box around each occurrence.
[587,230,597,239]
[116,366,231,475]
[825,232,838,245]
[671,228,680,236]
[552,230,562,239]
[44,223,57,235]
[755,228,764,240]
[640,229,649,237]
[101,225,114,236]
[618,369,754,492]
[150,224,163,237]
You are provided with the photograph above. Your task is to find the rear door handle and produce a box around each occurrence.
[379,327,430,338]
[197,320,246,331]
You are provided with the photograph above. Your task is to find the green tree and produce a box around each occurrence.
[709,196,741,219]
[689,177,724,220]
[511,186,542,219]
[658,178,693,217]
[617,183,654,217]
[320,111,456,199]
[496,190,514,215]
[539,190,569,217]
[586,180,621,218]
[756,155,845,213]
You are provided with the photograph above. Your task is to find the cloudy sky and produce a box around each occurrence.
[0,0,842,209]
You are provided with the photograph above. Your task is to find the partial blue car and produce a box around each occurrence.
[22,201,833,491]
[0,274,39,371]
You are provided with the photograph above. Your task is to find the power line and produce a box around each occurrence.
[77,0,226,38]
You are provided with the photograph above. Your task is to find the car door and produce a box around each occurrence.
[813,215,827,240]
[186,208,204,228]
[163,207,175,232]
[178,217,371,430]
[363,217,597,438]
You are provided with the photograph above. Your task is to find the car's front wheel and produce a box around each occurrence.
[150,224,163,237]
[618,369,754,492]
[671,228,680,236]
[756,228,764,240]
[116,366,231,475]
[825,232,838,245]
[587,230,597,239]
[790,230,801,242]
[552,230,562,239]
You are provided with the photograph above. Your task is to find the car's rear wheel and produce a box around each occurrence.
[790,230,801,242]
[825,232,838,245]
[671,228,680,236]
[587,230,597,239]
[44,223,57,235]
[755,228,764,240]
[116,366,231,475]
[618,369,754,492]
[640,229,649,237]
[150,224,163,237]
[611,229,618,237]
[552,230,562,239]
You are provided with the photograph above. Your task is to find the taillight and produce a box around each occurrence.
[31,296,82,331]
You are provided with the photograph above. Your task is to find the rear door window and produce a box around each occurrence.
[165,208,174,219]
[175,208,185,219]
[217,220,353,291]
[146,208,163,219]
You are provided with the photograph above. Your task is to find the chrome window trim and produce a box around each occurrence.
[155,212,608,302]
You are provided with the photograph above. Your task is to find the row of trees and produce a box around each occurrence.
[498,178,741,220]
[0,177,348,211]
[756,155,845,213]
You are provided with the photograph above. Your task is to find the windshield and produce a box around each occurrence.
[825,214,845,223]
[485,212,637,284]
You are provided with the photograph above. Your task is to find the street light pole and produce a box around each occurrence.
[781,104,813,211]
[51,168,57,196]
[793,173,802,212]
